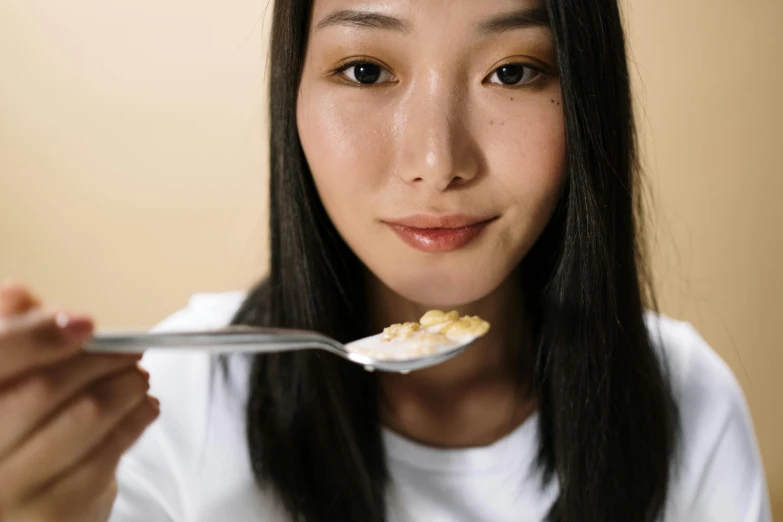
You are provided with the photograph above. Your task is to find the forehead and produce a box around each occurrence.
[309,0,548,30]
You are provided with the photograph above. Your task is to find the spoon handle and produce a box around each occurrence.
[85,326,332,354]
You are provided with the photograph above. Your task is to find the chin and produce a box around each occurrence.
[376,261,514,309]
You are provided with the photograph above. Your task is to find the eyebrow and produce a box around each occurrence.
[477,7,551,35]
[314,6,550,35]
[315,9,412,33]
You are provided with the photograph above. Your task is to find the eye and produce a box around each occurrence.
[485,63,541,87]
[339,61,395,85]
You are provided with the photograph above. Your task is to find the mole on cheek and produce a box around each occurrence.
[490,120,495,125]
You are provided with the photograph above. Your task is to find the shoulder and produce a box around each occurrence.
[644,312,743,418]
[143,289,251,391]
[142,289,250,397]
[139,290,251,456]
[644,313,772,521]
[142,289,250,447]
[149,290,248,334]
[112,291,251,521]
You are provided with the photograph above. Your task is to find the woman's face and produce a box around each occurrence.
[297,0,565,308]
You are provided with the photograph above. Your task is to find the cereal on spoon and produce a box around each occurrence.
[350,310,490,362]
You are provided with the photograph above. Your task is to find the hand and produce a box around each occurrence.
[0,282,160,522]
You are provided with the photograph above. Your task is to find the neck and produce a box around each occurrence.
[365,269,536,448]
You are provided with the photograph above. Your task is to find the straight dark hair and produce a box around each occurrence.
[230,0,679,521]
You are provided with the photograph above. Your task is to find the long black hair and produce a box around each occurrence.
[230,1,679,521]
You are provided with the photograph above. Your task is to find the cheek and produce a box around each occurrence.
[482,101,566,220]
[297,85,392,206]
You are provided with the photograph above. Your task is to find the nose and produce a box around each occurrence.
[395,77,481,191]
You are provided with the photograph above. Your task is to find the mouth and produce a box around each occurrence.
[383,214,498,254]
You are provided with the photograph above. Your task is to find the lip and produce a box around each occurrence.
[383,214,497,253]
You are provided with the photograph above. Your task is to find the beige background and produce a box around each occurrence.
[0,0,780,516]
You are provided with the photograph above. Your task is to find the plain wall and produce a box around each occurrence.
[1,0,780,516]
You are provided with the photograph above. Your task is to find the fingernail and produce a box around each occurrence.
[56,312,94,340]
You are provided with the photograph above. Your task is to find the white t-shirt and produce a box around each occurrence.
[110,291,772,522]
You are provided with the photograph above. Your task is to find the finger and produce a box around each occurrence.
[0,352,144,460]
[0,310,94,383]
[0,282,41,317]
[24,397,159,519]
[4,478,119,522]
[0,367,151,499]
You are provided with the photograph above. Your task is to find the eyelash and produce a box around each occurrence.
[330,59,546,88]
[331,58,396,86]
[485,63,544,88]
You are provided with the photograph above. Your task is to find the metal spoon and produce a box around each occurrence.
[85,325,480,373]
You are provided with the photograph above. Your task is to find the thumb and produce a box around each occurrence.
[0,281,42,317]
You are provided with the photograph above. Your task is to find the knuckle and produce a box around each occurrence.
[71,393,105,425]
[132,369,151,392]
[117,406,151,445]
[30,319,61,347]
[19,373,57,406]
[118,368,150,396]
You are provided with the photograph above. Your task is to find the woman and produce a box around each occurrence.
[0,0,771,521]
